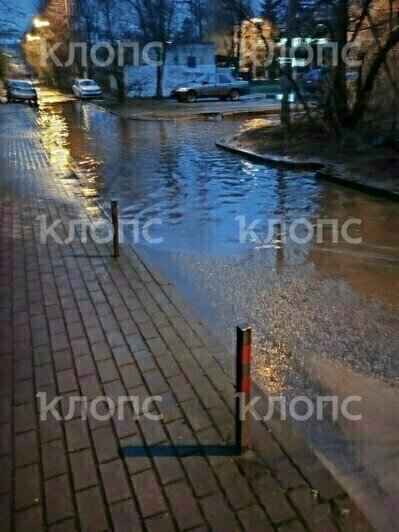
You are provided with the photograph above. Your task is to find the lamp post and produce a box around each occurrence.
[33,18,50,29]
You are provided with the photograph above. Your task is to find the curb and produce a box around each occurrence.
[87,101,281,122]
[216,140,399,202]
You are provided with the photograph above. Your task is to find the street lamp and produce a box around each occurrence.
[33,18,50,28]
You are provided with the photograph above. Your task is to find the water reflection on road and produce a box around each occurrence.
[37,100,399,382]
[35,98,399,528]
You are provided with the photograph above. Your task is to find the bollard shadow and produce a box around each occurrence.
[119,445,237,458]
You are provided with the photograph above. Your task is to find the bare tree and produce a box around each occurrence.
[127,0,184,97]
[0,0,24,30]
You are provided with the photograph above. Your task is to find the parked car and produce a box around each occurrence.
[6,80,37,103]
[72,79,102,99]
[171,74,249,103]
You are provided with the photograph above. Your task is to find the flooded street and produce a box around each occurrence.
[35,98,399,528]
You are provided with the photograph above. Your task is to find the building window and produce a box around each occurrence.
[187,56,197,68]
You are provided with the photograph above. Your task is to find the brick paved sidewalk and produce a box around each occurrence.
[0,104,372,532]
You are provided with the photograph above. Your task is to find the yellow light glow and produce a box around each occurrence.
[26,33,41,42]
[33,18,50,28]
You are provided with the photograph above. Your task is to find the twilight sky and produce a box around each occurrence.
[6,0,37,32]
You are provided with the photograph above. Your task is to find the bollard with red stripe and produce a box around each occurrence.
[111,200,120,258]
[235,324,252,455]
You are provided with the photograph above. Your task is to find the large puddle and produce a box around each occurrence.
[36,99,399,530]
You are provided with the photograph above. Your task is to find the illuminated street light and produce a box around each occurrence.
[26,34,41,42]
[33,18,50,28]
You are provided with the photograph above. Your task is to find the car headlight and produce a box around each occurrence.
[175,88,188,92]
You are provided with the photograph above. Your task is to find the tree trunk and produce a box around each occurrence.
[281,0,296,126]
[156,45,167,98]
[349,26,399,126]
[332,0,349,127]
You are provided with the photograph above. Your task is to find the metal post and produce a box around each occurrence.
[235,325,252,455]
[111,200,120,258]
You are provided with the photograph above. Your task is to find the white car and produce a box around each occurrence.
[72,79,102,99]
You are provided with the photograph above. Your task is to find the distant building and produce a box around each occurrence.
[125,43,216,98]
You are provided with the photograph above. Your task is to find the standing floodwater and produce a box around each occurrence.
[36,100,399,529]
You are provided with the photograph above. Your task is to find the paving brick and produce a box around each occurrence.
[214,463,256,510]
[145,512,175,532]
[278,520,307,532]
[0,455,11,495]
[103,379,126,405]
[86,326,106,345]
[15,464,41,510]
[238,503,275,532]
[120,364,142,389]
[182,456,218,497]
[120,435,152,475]
[165,481,204,530]
[106,329,126,348]
[45,475,74,524]
[76,487,109,531]
[35,364,54,388]
[39,415,63,443]
[288,487,337,530]
[126,335,147,353]
[143,369,169,395]
[51,334,70,353]
[57,369,78,394]
[75,354,96,377]
[131,469,167,518]
[65,419,91,452]
[15,431,39,467]
[15,506,43,532]
[133,350,156,373]
[53,350,74,371]
[200,491,240,531]
[112,404,139,439]
[156,354,180,379]
[70,338,91,357]
[78,374,102,400]
[97,359,119,383]
[110,499,142,532]
[251,475,296,524]
[15,359,33,381]
[112,345,134,367]
[166,420,197,454]
[153,455,185,485]
[167,375,195,403]
[0,494,10,532]
[138,415,168,447]
[0,394,12,423]
[119,319,138,337]
[42,439,68,479]
[92,425,120,463]
[14,403,36,434]
[33,345,51,366]
[181,399,213,432]
[70,449,98,491]
[156,392,182,424]
[100,459,131,504]
[274,459,305,489]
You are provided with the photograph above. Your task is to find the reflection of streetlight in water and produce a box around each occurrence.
[36,108,72,175]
